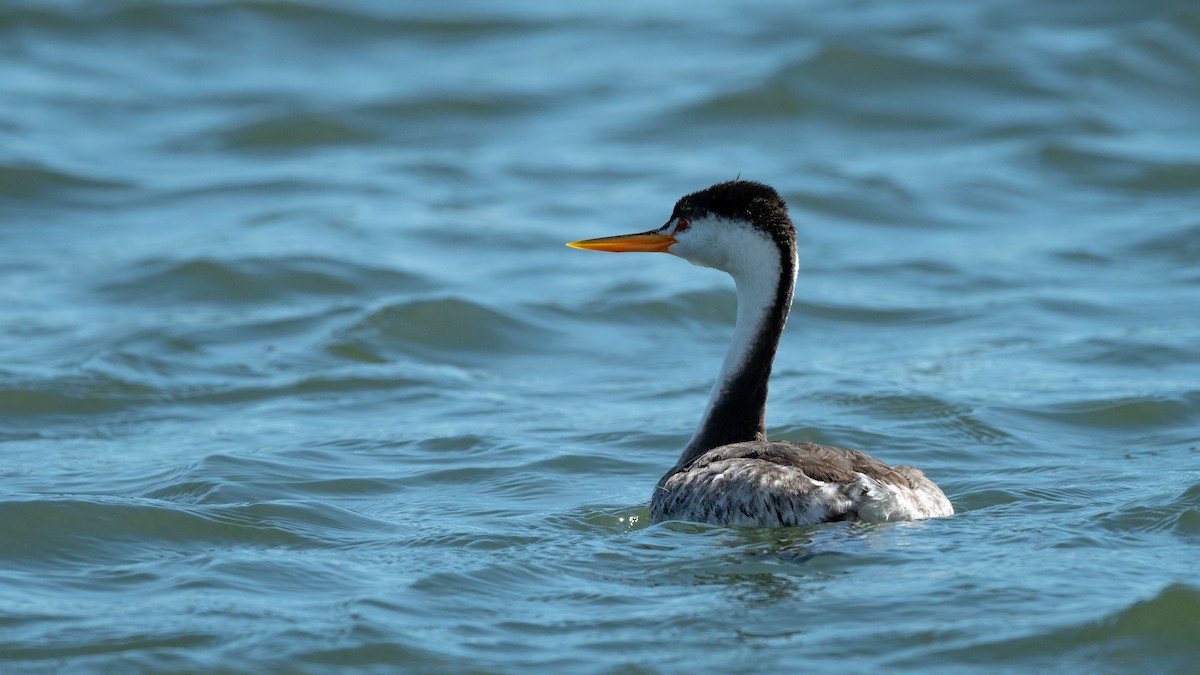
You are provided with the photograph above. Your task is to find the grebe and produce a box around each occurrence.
[568,181,952,527]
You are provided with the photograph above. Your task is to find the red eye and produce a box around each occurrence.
[676,218,689,233]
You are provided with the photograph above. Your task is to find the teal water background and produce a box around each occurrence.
[2,1,1199,672]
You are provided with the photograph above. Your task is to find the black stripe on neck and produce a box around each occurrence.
[674,244,796,469]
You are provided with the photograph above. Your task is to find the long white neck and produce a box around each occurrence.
[673,236,797,469]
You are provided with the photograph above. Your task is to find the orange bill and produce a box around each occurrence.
[566,231,675,253]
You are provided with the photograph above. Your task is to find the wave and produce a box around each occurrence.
[0,162,130,202]
[1036,139,1200,193]
[0,2,546,40]
[1095,482,1200,539]
[0,493,396,570]
[664,41,1057,134]
[1054,336,1200,369]
[0,370,157,423]
[935,583,1200,671]
[0,367,445,429]
[796,298,974,327]
[1127,220,1200,266]
[95,256,429,306]
[821,392,1015,446]
[216,112,377,151]
[563,287,737,326]
[1008,391,1200,432]
[360,92,541,123]
[327,297,554,363]
[630,4,1200,158]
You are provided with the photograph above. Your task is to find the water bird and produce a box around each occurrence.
[568,181,953,527]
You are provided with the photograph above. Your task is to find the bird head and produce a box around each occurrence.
[567,180,795,278]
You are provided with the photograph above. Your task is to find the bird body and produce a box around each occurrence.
[568,181,952,528]
[652,440,951,527]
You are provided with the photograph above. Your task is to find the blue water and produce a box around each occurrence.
[2,1,1199,672]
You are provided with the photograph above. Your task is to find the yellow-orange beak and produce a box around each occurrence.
[565,231,675,253]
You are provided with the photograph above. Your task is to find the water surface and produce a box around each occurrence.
[2,1,1199,672]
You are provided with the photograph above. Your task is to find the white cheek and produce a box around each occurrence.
[669,217,782,285]
[672,241,710,269]
[672,229,727,270]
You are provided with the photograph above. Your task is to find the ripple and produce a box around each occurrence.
[361,92,541,122]
[0,2,544,41]
[327,297,550,363]
[1095,482,1200,539]
[1037,139,1200,192]
[0,162,130,201]
[0,371,157,421]
[0,495,394,570]
[1056,336,1200,369]
[1128,220,1200,266]
[950,487,1022,511]
[217,112,377,151]
[677,42,1054,131]
[0,362,448,432]
[123,446,422,505]
[569,287,738,326]
[935,583,1200,670]
[796,299,971,327]
[352,92,550,146]
[96,256,428,306]
[1009,392,1200,431]
[828,392,1014,445]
